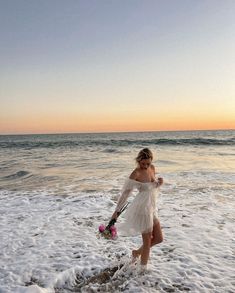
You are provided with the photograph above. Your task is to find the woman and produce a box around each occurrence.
[111,148,163,270]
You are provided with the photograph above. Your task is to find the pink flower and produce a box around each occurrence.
[110,225,116,232]
[99,224,106,232]
[111,230,117,239]
[98,223,118,240]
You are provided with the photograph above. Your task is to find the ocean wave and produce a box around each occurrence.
[0,137,234,149]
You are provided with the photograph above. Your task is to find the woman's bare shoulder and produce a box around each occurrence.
[150,164,156,173]
[129,168,139,180]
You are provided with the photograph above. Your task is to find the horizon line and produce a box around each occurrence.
[0,128,234,136]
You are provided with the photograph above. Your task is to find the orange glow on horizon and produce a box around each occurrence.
[0,112,234,134]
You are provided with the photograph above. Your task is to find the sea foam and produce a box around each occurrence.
[0,170,234,292]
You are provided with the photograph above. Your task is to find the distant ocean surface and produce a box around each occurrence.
[0,130,234,194]
[0,130,234,292]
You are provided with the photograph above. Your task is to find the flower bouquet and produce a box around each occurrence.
[98,203,128,240]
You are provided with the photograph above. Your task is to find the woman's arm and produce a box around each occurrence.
[111,170,138,220]
[151,164,163,187]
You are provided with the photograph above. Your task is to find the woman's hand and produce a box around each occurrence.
[156,177,163,187]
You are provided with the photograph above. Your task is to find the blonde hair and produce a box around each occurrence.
[135,148,153,163]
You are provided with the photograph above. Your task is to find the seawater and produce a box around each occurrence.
[0,130,234,194]
[0,130,234,292]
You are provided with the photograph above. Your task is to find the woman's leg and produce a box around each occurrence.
[140,231,152,265]
[151,219,163,245]
[132,219,163,258]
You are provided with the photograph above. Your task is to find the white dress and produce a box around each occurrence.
[115,178,160,236]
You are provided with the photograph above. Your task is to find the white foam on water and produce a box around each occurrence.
[0,170,234,292]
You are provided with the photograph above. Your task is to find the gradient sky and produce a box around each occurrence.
[0,0,235,134]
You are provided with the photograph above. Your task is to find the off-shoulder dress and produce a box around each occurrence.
[115,178,160,236]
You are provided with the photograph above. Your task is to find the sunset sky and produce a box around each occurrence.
[0,1,235,134]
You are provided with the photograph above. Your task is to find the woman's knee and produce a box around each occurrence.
[152,234,163,245]
[152,220,163,245]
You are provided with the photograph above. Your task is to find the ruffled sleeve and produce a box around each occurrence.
[115,178,138,213]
